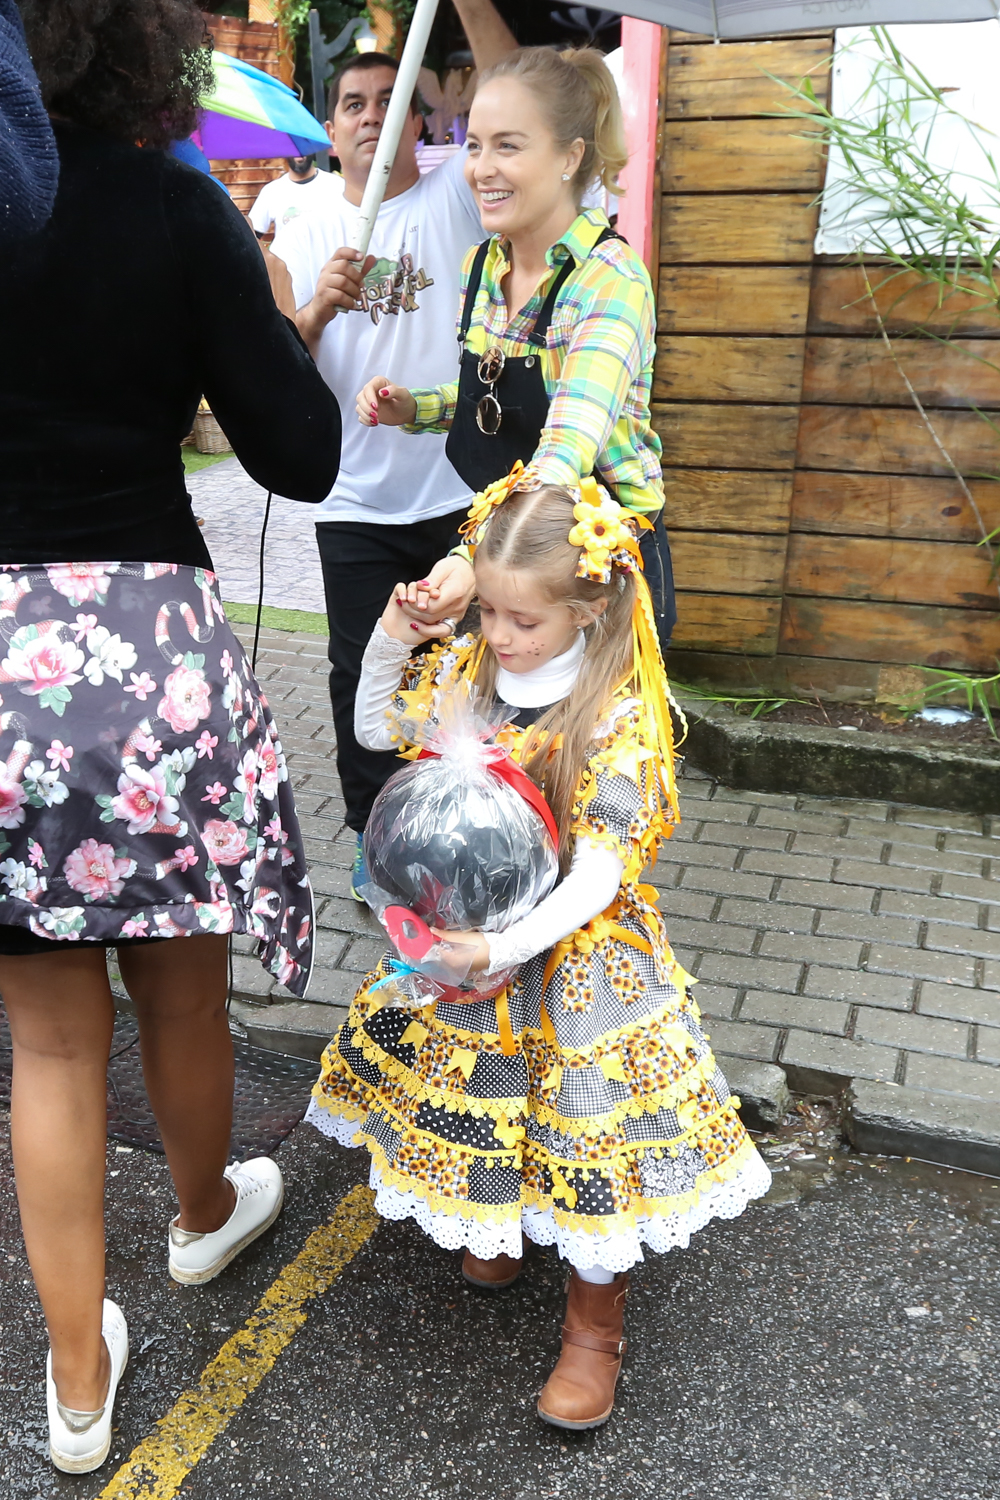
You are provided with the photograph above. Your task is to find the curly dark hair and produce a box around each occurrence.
[19,0,214,149]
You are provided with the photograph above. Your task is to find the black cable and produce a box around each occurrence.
[251,489,273,673]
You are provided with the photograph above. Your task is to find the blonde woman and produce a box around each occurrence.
[355,45,675,649]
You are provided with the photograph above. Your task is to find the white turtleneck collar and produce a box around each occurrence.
[496,629,586,709]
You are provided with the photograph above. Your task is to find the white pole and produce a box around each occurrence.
[349,0,441,256]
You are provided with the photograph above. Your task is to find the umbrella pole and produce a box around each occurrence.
[349,0,440,256]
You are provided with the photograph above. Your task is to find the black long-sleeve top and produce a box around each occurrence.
[0,0,58,243]
[0,120,341,567]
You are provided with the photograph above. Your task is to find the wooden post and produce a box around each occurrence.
[617,17,662,270]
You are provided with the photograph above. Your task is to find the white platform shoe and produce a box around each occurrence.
[47,1298,129,1474]
[168,1157,284,1285]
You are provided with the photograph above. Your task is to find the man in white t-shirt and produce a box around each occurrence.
[275,0,515,889]
[248,154,344,243]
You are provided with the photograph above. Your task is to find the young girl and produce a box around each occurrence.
[306,476,770,1430]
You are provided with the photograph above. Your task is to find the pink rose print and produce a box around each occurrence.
[201,781,227,806]
[202,819,250,867]
[125,672,157,702]
[195,730,218,760]
[27,839,46,869]
[47,563,111,606]
[158,664,211,735]
[133,729,162,763]
[1,628,84,696]
[174,845,198,872]
[263,815,284,842]
[0,765,26,829]
[46,740,73,773]
[64,839,134,900]
[120,917,149,938]
[110,763,180,835]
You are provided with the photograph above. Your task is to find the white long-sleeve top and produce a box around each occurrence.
[355,623,624,974]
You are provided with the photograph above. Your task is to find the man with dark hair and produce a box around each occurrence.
[249,151,343,244]
[276,0,516,896]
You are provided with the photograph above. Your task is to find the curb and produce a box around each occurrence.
[845,1079,1000,1177]
[675,697,999,815]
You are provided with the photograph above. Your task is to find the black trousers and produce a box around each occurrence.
[639,510,677,654]
[315,508,469,833]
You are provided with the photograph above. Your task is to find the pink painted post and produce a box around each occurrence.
[616,17,662,269]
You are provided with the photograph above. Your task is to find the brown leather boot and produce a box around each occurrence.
[461,1248,523,1289]
[536,1270,628,1430]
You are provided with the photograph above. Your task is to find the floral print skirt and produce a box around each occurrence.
[0,561,314,995]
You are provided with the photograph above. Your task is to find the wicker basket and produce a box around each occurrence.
[193,408,231,455]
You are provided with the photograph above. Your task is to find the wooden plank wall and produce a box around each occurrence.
[204,13,287,217]
[657,29,1000,701]
[655,29,832,677]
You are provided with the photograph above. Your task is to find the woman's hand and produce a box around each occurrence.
[356,376,417,428]
[395,555,476,625]
[430,927,491,975]
[378,585,456,646]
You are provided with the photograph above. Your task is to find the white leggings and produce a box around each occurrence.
[573,1262,617,1284]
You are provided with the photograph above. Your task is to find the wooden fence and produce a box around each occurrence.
[656,29,1000,703]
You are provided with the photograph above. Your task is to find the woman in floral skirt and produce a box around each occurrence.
[0,0,340,1475]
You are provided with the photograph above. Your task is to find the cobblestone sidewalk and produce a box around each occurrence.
[236,625,1000,1118]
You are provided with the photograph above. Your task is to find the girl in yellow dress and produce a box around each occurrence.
[306,474,770,1430]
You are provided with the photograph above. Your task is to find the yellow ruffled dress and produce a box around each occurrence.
[306,634,770,1270]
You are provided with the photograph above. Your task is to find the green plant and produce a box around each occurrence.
[670,682,798,720]
[902,663,1000,738]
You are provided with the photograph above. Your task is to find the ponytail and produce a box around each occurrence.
[479,46,627,203]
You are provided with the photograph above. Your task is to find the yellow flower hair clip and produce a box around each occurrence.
[568,477,647,582]
[459,460,526,543]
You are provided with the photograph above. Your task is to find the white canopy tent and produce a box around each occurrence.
[615,1,997,37]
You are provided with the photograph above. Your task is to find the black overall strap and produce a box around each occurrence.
[526,225,622,348]
[457,238,492,348]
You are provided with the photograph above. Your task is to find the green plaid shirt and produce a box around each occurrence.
[407,209,663,516]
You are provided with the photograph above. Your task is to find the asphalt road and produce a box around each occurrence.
[1,1107,998,1500]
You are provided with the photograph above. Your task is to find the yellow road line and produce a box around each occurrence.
[97,1184,378,1500]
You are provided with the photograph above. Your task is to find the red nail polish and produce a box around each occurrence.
[379,388,390,397]
[410,622,419,631]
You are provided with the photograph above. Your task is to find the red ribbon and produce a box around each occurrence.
[416,744,559,848]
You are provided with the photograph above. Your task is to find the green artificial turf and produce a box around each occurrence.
[182,446,232,474]
[223,601,327,635]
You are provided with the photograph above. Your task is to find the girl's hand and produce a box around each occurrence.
[379,586,456,646]
[395,555,476,624]
[356,376,417,428]
[430,927,490,975]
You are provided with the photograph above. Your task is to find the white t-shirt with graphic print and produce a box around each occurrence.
[248,169,344,237]
[276,149,483,524]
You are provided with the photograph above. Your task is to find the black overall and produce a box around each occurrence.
[445,232,676,648]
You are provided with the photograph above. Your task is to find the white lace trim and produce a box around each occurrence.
[304,1099,772,1272]
[360,621,414,671]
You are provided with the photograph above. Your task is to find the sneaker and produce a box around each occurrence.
[47,1299,128,1474]
[350,833,368,902]
[167,1157,284,1285]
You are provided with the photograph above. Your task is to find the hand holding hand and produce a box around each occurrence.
[394,555,475,624]
[356,376,417,428]
[378,584,457,646]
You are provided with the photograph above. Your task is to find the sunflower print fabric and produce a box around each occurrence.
[306,637,770,1269]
